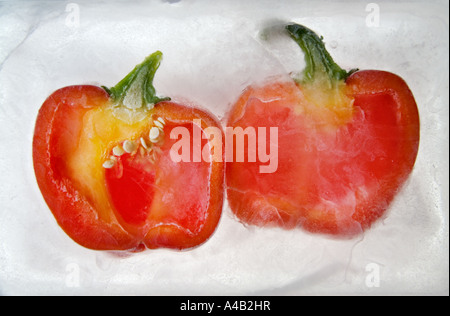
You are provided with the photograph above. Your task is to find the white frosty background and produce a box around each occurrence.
[0,0,448,295]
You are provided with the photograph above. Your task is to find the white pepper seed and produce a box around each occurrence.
[140,137,150,149]
[149,127,161,143]
[112,145,125,156]
[102,159,116,169]
[154,120,164,130]
[123,140,137,153]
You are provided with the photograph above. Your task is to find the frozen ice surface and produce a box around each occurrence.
[0,0,448,295]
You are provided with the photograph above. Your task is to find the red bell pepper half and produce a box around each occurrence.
[33,52,224,251]
[226,24,420,236]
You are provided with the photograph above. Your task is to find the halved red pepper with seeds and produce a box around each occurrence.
[33,52,224,251]
[226,24,420,236]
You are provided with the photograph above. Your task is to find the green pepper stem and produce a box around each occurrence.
[286,24,356,86]
[103,51,170,109]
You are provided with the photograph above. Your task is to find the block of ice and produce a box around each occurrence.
[0,0,448,295]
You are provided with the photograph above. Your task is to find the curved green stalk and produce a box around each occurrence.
[286,24,357,86]
[103,51,170,109]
